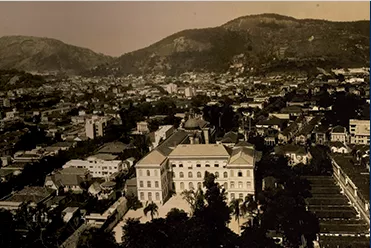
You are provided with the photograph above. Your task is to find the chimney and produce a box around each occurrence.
[190,136,194,144]
[203,128,210,144]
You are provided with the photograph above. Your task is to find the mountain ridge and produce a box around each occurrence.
[0,13,369,76]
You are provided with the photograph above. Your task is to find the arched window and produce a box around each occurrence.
[230,181,235,188]
[155,192,160,200]
[238,171,243,177]
[155,181,159,188]
[148,192,152,201]
[197,182,202,189]
[246,170,251,177]
[223,182,228,189]
[247,181,252,188]
[197,172,202,178]
[139,170,143,177]
[140,192,144,200]
[180,182,184,190]
[189,182,194,190]
[147,181,151,188]
[180,172,184,178]
[146,170,150,176]
[230,170,234,177]
[154,170,158,177]
[188,172,193,178]
[223,172,228,178]
[215,172,219,178]
[238,181,243,188]
[239,193,244,199]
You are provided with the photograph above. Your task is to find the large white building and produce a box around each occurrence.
[63,154,123,178]
[136,139,261,205]
[85,116,111,139]
[349,119,370,145]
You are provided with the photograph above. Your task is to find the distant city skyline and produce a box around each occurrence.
[0,1,369,56]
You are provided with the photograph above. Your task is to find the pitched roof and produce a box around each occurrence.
[257,116,286,126]
[221,131,238,144]
[169,144,230,158]
[274,144,307,155]
[228,147,255,165]
[137,150,167,165]
[332,125,346,134]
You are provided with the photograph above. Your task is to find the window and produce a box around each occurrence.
[172,164,176,167]
[179,164,183,167]
[246,170,251,177]
[188,172,193,178]
[154,170,158,177]
[214,164,219,167]
[146,170,150,176]
[148,192,152,201]
[238,171,243,177]
[155,181,159,188]
[197,182,202,189]
[180,182,184,190]
[196,164,201,167]
[189,182,194,190]
[230,181,235,189]
[239,193,244,199]
[223,172,228,178]
[223,182,228,189]
[140,192,144,200]
[180,172,184,178]
[246,181,252,188]
[139,170,143,177]
[197,172,202,178]
[155,192,160,200]
[215,172,219,178]
[231,193,235,199]
[238,181,243,188]
[139,181,144,187]
[172,172,175,178]
[147,181,151,188]
[205,164,210,167]
[230,170,234,177]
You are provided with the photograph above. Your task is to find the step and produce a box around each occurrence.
[319,236,370,248]
[307,197,349,206]
[314,210,358,219]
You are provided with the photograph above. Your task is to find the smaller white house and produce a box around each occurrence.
[329,142,350,154]
[274,144,312,166]
[330,126,348,143]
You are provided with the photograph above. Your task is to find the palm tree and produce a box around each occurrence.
[229,198,242,234]
[181,189,205,216]
[143,201,159,221]
[241,194,258,227]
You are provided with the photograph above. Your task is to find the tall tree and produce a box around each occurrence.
[143,202,159,221]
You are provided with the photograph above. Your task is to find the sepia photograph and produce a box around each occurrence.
[0,1,369,248]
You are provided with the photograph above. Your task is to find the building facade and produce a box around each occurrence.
[136,143,261,205]
[349,119,370,145]
[85,116,111,139]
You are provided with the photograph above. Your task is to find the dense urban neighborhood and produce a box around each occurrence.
[0,65,369,248]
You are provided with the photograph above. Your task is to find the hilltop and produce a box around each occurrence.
[0,36,113,75]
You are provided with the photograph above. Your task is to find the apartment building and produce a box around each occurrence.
[85,116,111,139]
[136,141,261,205]
[349,119,370,145]
[63,154,123,178]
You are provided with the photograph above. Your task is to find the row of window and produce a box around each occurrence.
[230,193,245,200]
[139,181,159,188]
[138,169,159,177]
[139,192,160,201]
[89,166,118,170]
[177,181,252,191]
[172,163,220,168]
[175,170,250,179]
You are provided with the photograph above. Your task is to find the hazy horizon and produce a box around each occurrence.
[0,1,369,56]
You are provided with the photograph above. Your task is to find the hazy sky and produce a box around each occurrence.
[0,1,369,56]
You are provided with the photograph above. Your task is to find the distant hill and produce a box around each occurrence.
[88,13,369,76]
[0,36,113,75]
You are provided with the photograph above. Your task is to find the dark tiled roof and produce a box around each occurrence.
[156,130,189,156]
